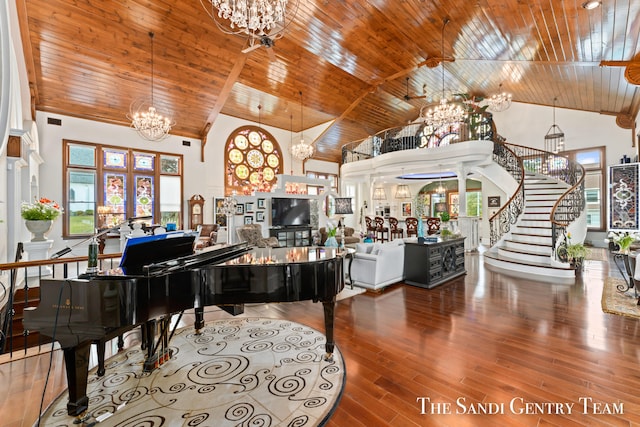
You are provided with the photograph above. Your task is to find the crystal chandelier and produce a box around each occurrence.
[290,90,314,161]
[201,0,299,48]
[544,97,565,154]
[423,98,467,129]
[129,32,173,141]
[423,19,467,130]
[487,84,512,112]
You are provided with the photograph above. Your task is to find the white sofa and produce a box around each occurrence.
[347,240,406,291]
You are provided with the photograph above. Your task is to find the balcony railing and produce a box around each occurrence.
[342,109,496,164]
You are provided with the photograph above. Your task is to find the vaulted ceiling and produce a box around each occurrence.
[15,0,640,163]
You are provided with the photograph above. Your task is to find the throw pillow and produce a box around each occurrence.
[356,243,374,254]
[371,242,383,255]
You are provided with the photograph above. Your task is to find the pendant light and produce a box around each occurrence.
[129,32,174,141]
[545,97,565,154]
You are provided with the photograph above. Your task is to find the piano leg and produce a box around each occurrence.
[194,307,204,334]
[62,342,91,416]
[322,299,336,362]
[95,339,106,377]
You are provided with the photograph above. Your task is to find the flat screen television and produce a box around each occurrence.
[271,197,311,227]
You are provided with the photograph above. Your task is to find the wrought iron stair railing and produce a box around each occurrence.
[489,142,525,246]
[500,143,585,253]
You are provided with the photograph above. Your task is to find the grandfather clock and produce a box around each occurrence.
[188,194,205,229]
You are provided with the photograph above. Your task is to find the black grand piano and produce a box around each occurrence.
[23,236,346,418]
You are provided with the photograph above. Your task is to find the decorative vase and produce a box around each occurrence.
[417,217,424,238]
[25,219,53,242]
[325,236,339,248]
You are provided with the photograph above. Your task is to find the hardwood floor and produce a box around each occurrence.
[2,249,639,426]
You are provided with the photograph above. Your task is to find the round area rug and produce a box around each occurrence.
[37,318,345,426]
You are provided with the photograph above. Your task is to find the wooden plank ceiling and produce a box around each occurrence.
[16,0,640,163]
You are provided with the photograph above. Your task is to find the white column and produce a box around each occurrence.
[22,240,53,276]
[6,157,27,262]
[457,166,467,216]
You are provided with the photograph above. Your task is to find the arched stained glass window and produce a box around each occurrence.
[224,126,283,196]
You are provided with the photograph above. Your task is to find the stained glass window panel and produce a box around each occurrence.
[135,175,154,219]
[134,153,155,171]
[103,149,127,169]
[103,173,126,227]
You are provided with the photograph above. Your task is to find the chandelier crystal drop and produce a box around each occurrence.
[290,90,314,161]
[129,32,173,141]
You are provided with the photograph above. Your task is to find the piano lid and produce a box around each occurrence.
[217,246,349,267]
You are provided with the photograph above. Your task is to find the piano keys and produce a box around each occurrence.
[23,243,347,418]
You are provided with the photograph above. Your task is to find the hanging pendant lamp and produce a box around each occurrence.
[545,97,565,154]
[129,32,174,141]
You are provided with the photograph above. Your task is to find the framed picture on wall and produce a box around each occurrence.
[449,193,459,216]
[244,215,253,225]
[488,196,501,208]
[214,197,227,227]
[401,202,412,217]
[257,198,265,209]
[236,204,244,215]
[256,211,265,222]
[246,202,254,213]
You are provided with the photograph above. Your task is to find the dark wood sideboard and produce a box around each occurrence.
[404,238,466,289]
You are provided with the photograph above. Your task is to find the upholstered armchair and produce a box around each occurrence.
[347,240,406,291]
[237,223,279,247]
[196,224,219,248]
[319,226,360,246]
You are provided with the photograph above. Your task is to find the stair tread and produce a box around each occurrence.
[512,232,553,237]
[484,251,572,270]
[500,246,551,256]
[504,239,552,248]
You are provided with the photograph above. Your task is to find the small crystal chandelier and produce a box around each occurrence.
[129,32,173,141]
[423,19,467,130]
[290,90,314,161]
[545,97,565,154]
[201,0,299,48]
[487,84,512,112]
[434,166,446,194]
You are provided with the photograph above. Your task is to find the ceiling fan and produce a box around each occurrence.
[404,77,427,101]
[241,34,278,60]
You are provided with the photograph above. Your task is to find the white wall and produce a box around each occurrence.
[32,111,302,255]
[492,103,635,164]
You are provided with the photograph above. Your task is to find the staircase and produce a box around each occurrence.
[1,286,51,353]
[483,172,576,283]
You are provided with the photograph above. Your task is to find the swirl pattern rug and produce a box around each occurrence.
[38,318,345,426]
[601,276,640,319]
